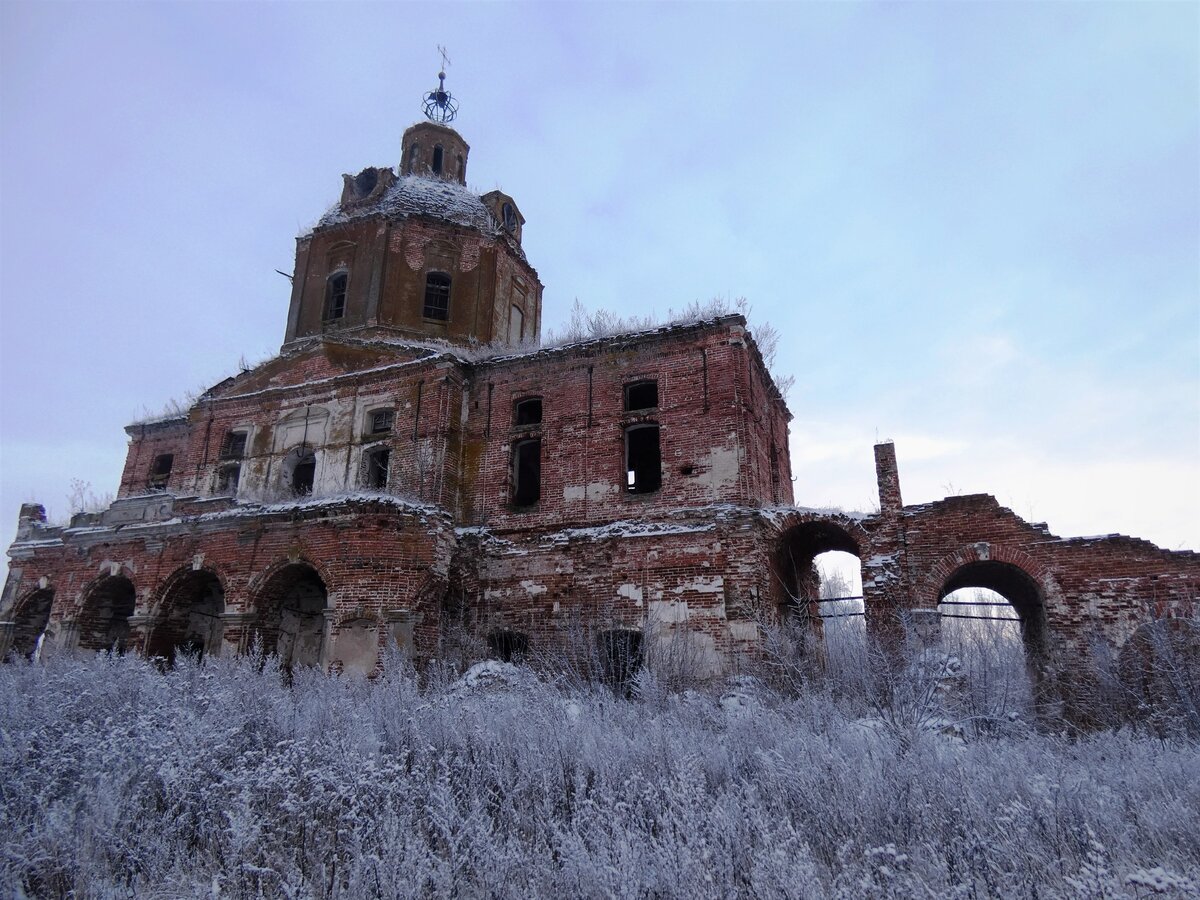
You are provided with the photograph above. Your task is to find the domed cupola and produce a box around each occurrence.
[400,69,469,183]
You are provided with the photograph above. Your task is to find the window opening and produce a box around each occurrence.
[502,202,518,231]
[149,454,174,490]
[325,271,348,320]
[508,305,525,344]
[625,380,658,412]
[369,409,394,435]
[221,430,247,459]
[512,438,541,507]
[365,447,391,490]
[423,272,451,320]
[770,445,780,503]
[514,397,542,427]
[218,463,241,495]
[354,167,378,197]
[625,424,661,494]
[599,629,643,692]
[489,630,528,663]
[432,145,444,175]
[288,448,316,496]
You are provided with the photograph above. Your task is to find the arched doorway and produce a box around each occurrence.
[146,570,225,664]
[935,561,1046,719]
[77,576,137,652]
[773,520,864,634]
[250,564,327,668]
[9,589,54,660]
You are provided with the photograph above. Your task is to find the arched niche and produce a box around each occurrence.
[146,569,226,664]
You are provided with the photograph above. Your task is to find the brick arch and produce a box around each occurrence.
[77,573,138,652]
[246,558,332,667]
[145,566,228,662]
[768,512,871,615]
[920,543,1054,607]
[8,587,56,660]
[921,543,1055,658]
[246,555,337,608]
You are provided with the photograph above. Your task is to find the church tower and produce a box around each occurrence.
[282,70,541,349]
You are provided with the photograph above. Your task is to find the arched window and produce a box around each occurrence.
[502,202,518,231]
[423,272,451,320]
[508,305,525,344]
[432,145,444,175]
[325,271,348,321]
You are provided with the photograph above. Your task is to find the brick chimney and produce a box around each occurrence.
[874,442,903,515]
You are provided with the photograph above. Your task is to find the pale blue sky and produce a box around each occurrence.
[1,1,1197,558]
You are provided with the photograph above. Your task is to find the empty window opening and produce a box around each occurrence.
[250,564,326,669]
[146,570,225,665]
[407,143,420,173]
[148,454,174,490]
[285,447,316,496]
[221,430,247,459]
[489,630,528,663]
[770,445,780,503]
[502,202,518,231]
[423,272,451,320]
[217,463,241,495]
[625,380,658,412]
[432,144,444,175]
[354,167,378,197]
[78,576,136,653]
[456,154,464,178]
[369,409,394,435]
[625,424,661,494]
[508,305,525,344]
[365,447,391,490]
[512,438,541,507]
[325,271,348,321]
[514,397,542,427]
[813,550,866,649]
[599,629,643,692]
[11,588,54,660]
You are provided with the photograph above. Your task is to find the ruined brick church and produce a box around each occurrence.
[2,76,1196,680]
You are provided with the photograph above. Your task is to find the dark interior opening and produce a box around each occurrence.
[489,630,529,663]
[354,167,378,197]
[366,447,390,490]
[291,451,316,496]
[78,576,136,653]
[149,453,174,489]
[325,272,347,320]
[514,397,542,426]
[251,564,327,668]
[625,424,661,494]
[625,381,658,412]
[513,438,541,506]
[599,629,643,692]
[423,272,451,320]
[147,571,225,665]
[432,145,444,175]
[10,589,54,659]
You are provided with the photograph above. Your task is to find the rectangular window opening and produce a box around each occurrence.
[599,629,643,693]
[218,463,241,495]
[366,448,391,490]
[325,272,348,321]
[625,425,661,494]
[148,453,174,490]
[369,409,394,435]
[514,397,542,427]
[423,273,451,321]
[624,380,658,412]
[512,438,541,507]
[221,431,247,459]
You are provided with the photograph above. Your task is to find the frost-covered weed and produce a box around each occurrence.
[2,653,1198,899]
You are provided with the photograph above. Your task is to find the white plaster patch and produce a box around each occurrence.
[729,621,760,641]
[563,485,585,502]
[672,575,725,595]
[586,481,616,501]
[702,442,741,496]
[649,600,689,624]
[520,580,548,596]
[617,583,643,604]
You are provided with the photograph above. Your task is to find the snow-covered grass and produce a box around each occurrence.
[2,647,1198,898]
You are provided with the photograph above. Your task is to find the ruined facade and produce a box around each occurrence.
[3,88,1197,685]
